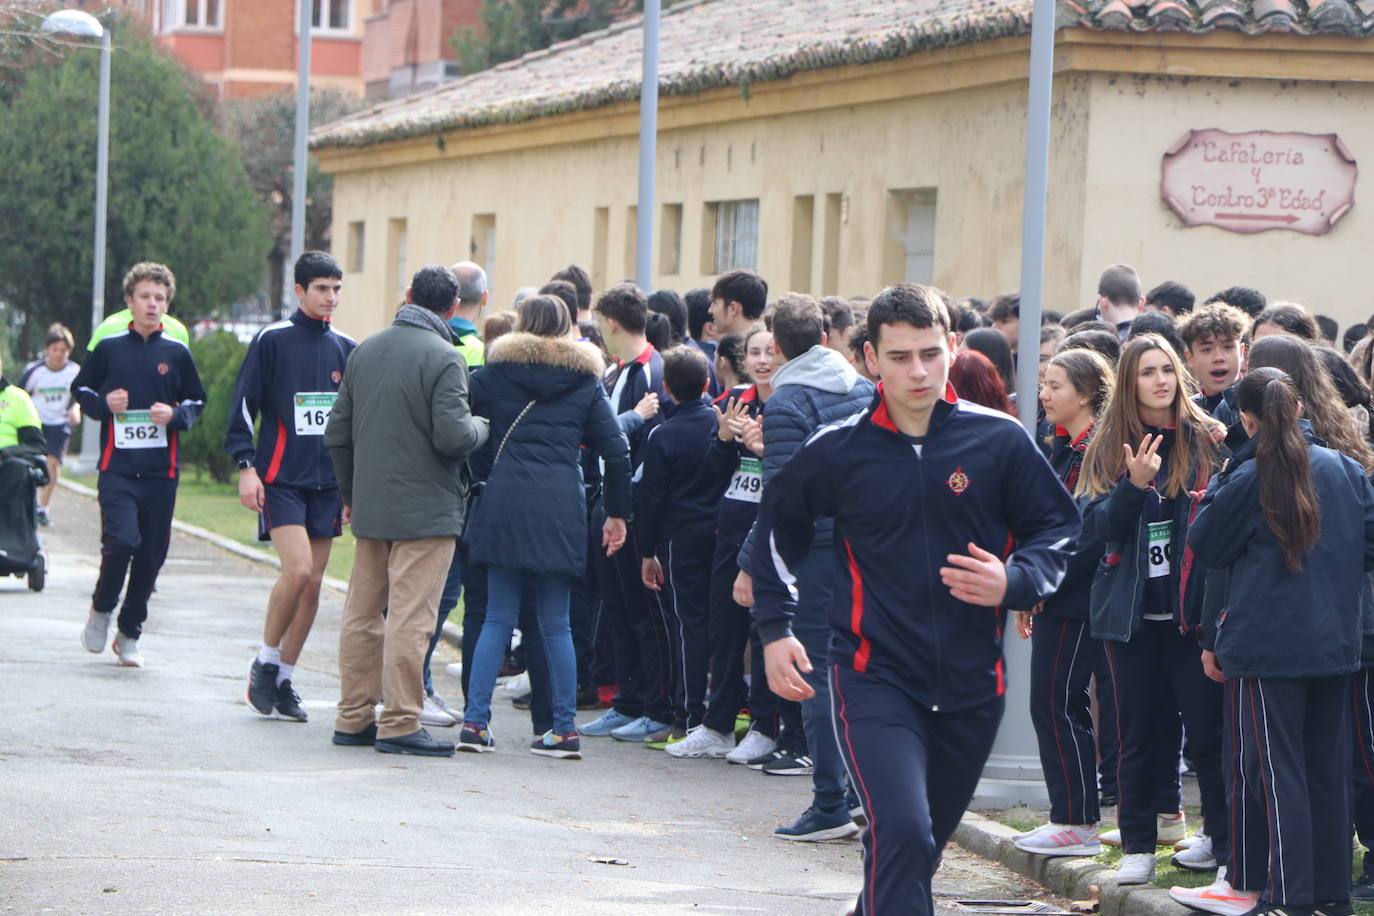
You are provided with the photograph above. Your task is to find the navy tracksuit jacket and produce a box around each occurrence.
[70,324,206,640]
[224,308,356,490]
[751,385,1079,916]
[594,344,673,723]
[636,396,728,730]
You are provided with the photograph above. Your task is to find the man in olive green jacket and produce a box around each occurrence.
[325,265,489,757]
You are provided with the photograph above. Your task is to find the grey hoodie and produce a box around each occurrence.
[739,344,875,572]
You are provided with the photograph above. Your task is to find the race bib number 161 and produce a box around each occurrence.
[294,392,337,436]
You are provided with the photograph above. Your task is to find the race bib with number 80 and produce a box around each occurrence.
[294,392,337,436]
[724,457,763,503]
[114,410,167,450]
[1147,520,1172,578]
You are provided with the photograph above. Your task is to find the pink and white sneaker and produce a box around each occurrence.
[1013,823,1101,856]
[1169,868,1260,916]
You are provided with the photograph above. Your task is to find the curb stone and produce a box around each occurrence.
[953,812,1190,916]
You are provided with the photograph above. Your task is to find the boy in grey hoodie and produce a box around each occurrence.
[738,294,874,841]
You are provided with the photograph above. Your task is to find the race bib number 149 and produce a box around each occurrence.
[725,457,763,503]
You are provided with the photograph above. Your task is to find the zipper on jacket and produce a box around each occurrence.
[914,443,942,711]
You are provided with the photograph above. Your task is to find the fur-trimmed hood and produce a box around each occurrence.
[486,331,605,377]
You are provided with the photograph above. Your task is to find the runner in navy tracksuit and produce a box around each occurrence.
[1077,333,1228,886]
[637,348,726,739]
[225,252,356,721]
[580,283,674,741]
[751,286,1080,916]
[73,262,206,667]
[1183,367,1374,916]
[1012,348,1115,857]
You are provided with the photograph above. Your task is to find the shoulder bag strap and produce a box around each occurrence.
[489,399,537,475]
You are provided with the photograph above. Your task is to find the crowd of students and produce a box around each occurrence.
[13,251,1374,916]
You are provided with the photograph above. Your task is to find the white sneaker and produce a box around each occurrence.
[1169,868,1258,916]
[112,634,143,668]
[1176,831,1209,851]
[1157,811,1188,844]
[497,671,530,694]
[1171,834,1217,871]
[1014,823,1102,857]
[1115,852,1156,885]
[445,662,463,679]
[420,693,459,727]
[1102,811,1187,847]
[726,729,777,764]
[665,725,735,758]
[82,610,111,653]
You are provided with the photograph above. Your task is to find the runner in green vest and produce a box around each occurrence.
[0,353,45,461]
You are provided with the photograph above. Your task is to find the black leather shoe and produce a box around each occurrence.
[375,727,456,757]
[332,723,377,746]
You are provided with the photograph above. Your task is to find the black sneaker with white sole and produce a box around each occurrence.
[762,752,814,776]
[247,659,279,715]
[274,680,308,722]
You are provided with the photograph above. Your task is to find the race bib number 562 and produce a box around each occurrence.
[294,392,337,436]
[114,410,167,450]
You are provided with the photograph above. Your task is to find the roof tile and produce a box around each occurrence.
[314,0,1374,151]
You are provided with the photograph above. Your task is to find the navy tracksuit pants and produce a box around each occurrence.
[831,664,1003,916]
[93,473,178,640]
[657,533,713,731]
[1352,667,1374,856]
[792,547,848,812]
[704,535,779,737]
[1225,674,1351,905]
[1102,621,1228,858]
[1029,615,1101,826]
[590,496,671,724]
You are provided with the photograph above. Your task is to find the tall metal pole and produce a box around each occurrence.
[976,0,1057,808]
[634,0,659,291]
[79,28,112,470]
[287,0,312,316]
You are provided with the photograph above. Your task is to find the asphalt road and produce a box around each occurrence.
[0,487,1058,914]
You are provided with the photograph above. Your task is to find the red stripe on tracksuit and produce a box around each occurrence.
[264,418,287,484]
[845,541,871,672]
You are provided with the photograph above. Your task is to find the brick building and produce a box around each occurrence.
[361,0,480,102]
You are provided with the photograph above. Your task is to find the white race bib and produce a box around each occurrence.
[293,392,337,436]
[37,386,69,409]
[1148,520,1173,579]
[114,410,167,450]
[724,457,763,504]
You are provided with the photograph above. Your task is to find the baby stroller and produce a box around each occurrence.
[0,454,48,591]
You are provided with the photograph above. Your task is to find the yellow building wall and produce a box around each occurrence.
[1078,72,1374,329]
[326,73,1095,342]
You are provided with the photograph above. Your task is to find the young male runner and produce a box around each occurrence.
[73,262,206,668]
[226,251,355,721]
[749,283,1080,915]
[19,324,82,525]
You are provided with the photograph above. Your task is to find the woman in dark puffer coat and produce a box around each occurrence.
[460,296,632,759]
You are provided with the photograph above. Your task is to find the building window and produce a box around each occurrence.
[704,199,758,273]
[592,207,609,292]
[164,0,221,30]
[659,203,682,276]
[471,213,496,282]
[624,205,638,280]
[296,0,352,34]
[790,195,813,293]
[387,218,407,303]
[347,221,365,273]
[883,189,937,286]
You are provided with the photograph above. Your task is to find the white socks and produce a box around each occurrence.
[276,663,294,687]
[257,645,281,666]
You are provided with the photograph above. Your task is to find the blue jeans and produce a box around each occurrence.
[463,567,576,735]
[423,539,464,696]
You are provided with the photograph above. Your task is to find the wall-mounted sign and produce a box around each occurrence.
[1160,129,1356,236]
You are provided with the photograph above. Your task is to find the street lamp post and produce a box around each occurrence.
[42,9,110,472]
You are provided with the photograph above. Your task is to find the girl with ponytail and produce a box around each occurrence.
[1186,367,1374,915]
